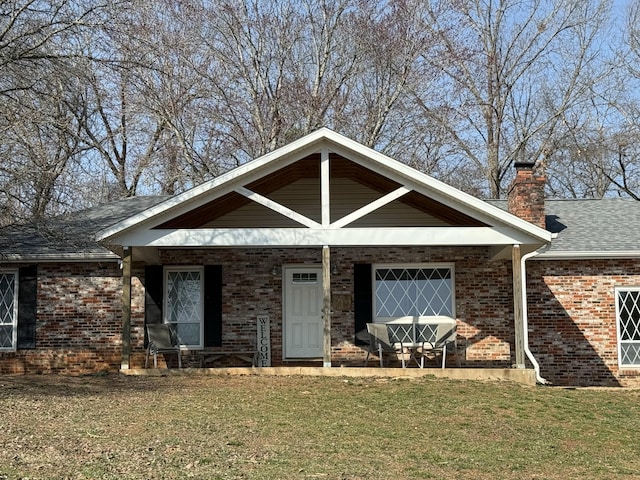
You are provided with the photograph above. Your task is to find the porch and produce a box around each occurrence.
[120,365,538,385]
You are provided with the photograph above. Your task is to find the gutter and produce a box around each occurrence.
[521,248,548,384]
[535,250,640,260]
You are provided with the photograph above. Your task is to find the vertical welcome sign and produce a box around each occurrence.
[256,314,271,367]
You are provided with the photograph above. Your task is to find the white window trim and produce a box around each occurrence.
[372,263,456,323]
[615,286,640,369]
[0,269,19,352]
[164,266,204,349]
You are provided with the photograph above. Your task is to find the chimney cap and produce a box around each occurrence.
[514,161,536,171]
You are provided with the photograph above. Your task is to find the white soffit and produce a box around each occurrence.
[97,128,551,245]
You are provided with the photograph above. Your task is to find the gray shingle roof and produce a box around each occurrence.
[488,198,640,258]
[0,196,167,262]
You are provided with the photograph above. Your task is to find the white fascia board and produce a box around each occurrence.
[111,226,545,248]
[326,140,551,243]
[535,250,640,260]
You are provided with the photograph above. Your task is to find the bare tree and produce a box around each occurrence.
[2,0,637,222]
[0,0,117,224]
[548,0,640,201]
[412,0,612,198]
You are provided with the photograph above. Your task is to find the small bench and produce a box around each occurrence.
[198,350,257,367]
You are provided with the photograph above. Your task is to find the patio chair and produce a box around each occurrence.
[364,323,396,367]
[145,323,182,368]
[415,320,459,369]
[386,322,415,368]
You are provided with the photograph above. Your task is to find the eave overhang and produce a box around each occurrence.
[0,252,120,263]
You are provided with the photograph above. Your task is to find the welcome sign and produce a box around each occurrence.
[257,314,271,367]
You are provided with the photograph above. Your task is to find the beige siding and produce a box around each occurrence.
[205,177,449,228]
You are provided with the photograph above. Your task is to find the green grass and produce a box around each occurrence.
[1,374,639,479]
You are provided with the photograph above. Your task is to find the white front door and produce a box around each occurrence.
[284,267,323,358]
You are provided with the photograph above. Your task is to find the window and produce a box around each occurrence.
[0,271,18,351]
[292,272,318,284]
[165,267,204,348]
[373,264,454,322]
[616,287,640,367]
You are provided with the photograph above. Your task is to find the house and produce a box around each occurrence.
[0,128,639,386]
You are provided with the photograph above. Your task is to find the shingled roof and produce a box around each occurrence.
[0,196,167,262]
[488,198,640,258]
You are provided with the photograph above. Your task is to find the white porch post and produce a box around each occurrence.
[512,244,526,368]
[322,245,332,367]
[321,148,332,367]
[121,246,132,370]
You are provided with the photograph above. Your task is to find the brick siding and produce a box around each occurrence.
[157,247,518,368]
[2,251,639,386]
[527,259,640,387]
[0,262,135,374]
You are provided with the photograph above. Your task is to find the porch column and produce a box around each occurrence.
[121,246,132,370]
[322,245,332,367]
[512,244,526,368]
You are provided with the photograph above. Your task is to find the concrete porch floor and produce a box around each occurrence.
[121,366,538,385]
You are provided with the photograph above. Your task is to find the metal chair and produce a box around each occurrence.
[364,323,396,367]
[386,323,415,368]
[145,323,182,368]
[435,320,460,368]
[414,322,439,368]
[415,320,459,369]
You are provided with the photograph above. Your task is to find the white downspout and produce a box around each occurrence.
[521,249,548,384]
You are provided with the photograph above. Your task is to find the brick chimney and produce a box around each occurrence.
[507,162,546,229]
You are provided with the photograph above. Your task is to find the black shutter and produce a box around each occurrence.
[353,263,372,346]
[17,265,37,349]
[144,265,164,347]
[204,265,222,347]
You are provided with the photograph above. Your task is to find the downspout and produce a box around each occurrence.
[521,248,548,384]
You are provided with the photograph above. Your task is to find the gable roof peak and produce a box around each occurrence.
[97,129,552,245]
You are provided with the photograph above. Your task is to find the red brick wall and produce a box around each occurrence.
[4,251,638,387]
[527,259,640,387]
[0,262,144,375]
[156,246,518,368]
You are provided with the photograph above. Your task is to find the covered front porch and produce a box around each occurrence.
[97,129,551,381]
[114,243,541,379]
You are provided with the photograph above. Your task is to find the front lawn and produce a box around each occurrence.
[1,374,638,479]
